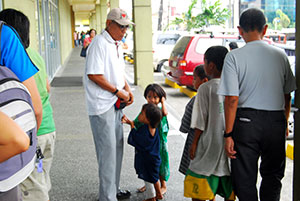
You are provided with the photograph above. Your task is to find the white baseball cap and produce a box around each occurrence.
[107,8,134,26]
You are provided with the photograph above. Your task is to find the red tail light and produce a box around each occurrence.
[179,60,187,70]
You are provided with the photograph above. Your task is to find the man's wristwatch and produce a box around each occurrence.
[113,88,119,95]
[223,131,233,138]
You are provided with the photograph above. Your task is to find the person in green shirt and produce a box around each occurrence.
[134,84,170,195]
[0,9,56,201]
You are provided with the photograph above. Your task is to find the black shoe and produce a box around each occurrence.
[116,190,131,200]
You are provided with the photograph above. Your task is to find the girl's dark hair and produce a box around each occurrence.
[144,84,166,101]
[142,104,162,128]
[204,46,228,72]
[0,9,30,48]
[194,65,209,80]
[239,8,266,33]
[89,29,97,35]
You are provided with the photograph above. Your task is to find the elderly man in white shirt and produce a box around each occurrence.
[83,8,134,201]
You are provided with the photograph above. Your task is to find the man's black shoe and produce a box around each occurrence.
[116,190,131,200]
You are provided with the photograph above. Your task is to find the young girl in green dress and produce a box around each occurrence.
[134,84,169,195]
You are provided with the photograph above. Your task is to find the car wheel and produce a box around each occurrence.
[155,59,168,72]
[187,85,197,92]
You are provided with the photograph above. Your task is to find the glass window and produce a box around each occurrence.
[195,38,223,54]
[157,34,181,45]
[170,36,192,58]
[224,39,246,50]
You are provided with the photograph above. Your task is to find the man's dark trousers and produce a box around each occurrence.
[231,108,286,201]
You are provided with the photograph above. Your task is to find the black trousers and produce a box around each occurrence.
[231,108,286,201]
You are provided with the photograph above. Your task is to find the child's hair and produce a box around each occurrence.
[142,103,162,128]
[0,9,30,48]
[144,84,166,101]
[229,42,238,50]
[194,65,209,80]
[204,46,228,72]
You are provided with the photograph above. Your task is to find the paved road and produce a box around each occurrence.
[48,47,293,201]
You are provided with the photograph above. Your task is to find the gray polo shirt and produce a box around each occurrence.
[218,40,296,111]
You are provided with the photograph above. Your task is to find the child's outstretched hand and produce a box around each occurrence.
[121,115,129,124]
[122,115,134,129]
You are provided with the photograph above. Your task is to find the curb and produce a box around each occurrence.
[165,78,181,89]
[165,78,196,98]
[180,87,197,98]
[286,143,294,160]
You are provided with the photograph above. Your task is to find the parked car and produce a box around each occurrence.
[288,56,296,106]
[164,34,246,89]
[152,32,182,72]
[123,31,134,61]
[288,55,296,139]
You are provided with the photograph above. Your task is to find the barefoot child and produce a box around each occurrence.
[179,65,209,175]
[135,84,170,194]
[184,46,235,201]
[123,104,163,201]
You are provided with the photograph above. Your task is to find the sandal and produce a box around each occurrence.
[136,185,146,193]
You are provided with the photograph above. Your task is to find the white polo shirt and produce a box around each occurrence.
[83,30,125,115]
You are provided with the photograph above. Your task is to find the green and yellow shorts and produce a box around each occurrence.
[184,169,235,200]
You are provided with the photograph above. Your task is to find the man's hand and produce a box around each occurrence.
[225,137,236,159]
[126,91,134,106]
[117,90,130,102]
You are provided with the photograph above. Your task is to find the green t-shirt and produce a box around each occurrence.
[27,47,56,135]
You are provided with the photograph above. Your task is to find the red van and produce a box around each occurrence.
[165,34,245,89]
[164,34,275,89]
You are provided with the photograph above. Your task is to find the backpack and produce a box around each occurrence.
[0,21,37,192]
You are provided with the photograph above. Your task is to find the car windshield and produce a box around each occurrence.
[157,34,181,45]
[170,36,192,58]
[195,38,223,54]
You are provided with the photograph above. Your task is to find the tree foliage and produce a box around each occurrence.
[272,9,291,30]
[172,0,231,31]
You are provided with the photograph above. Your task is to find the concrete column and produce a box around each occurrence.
[294,1,300,200]
[110,0,119,9]
[100,0,108,31]
[89,15,93,29]
[96,5,101,33]
[233,0,239,29]
[132,0,153,89]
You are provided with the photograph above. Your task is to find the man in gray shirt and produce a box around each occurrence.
[218,8,296,201]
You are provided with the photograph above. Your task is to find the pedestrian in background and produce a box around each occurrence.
[83,29,97,49]
[74,31,78,46]
[184,46,234,201]
[178,65,209,175]
[83,8,134,201]
[218,8,296,201]
[229,42,238,51]
[81,31,85,46]
[0,8,56,201]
